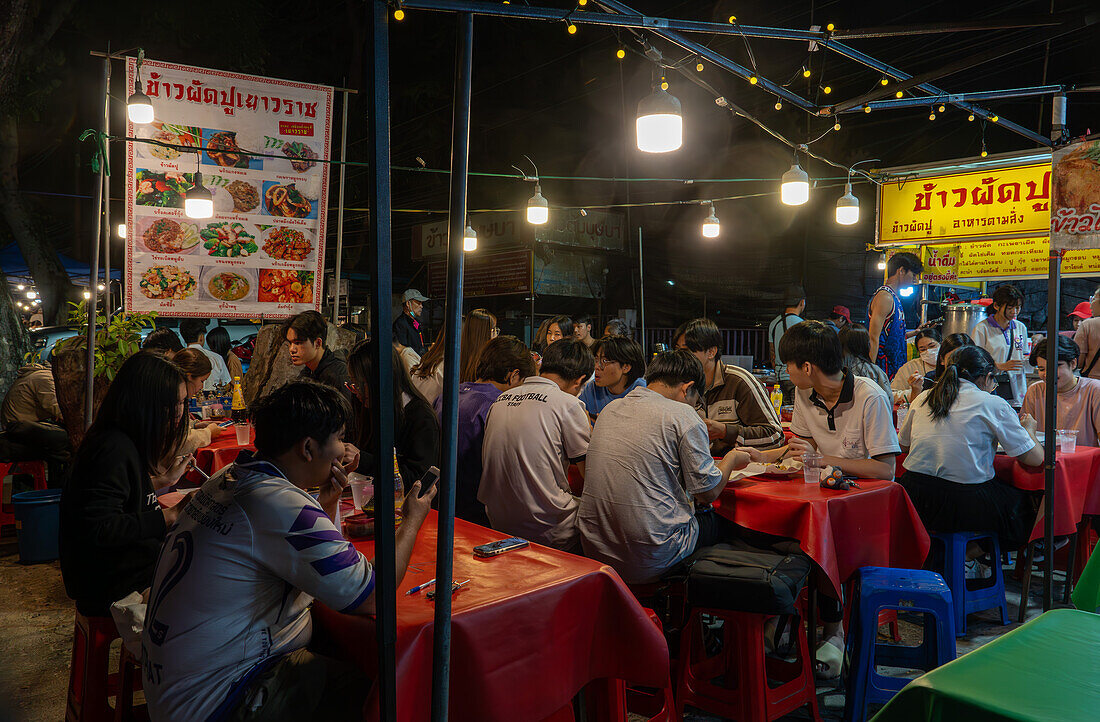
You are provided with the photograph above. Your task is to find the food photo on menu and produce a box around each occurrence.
[261,226,315,262]
[135,122,200,161]
[137,263,197,301]
[201,128,261,169]
[258,269,314,303]
[139,217,201,255]
[262,180,314,219]
[199,221,259,258]
[201,268,255,303]
[135,169,194,208]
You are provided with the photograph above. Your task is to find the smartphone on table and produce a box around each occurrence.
[473,538,529,558]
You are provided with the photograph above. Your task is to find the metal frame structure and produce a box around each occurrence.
[365,2,1084,718]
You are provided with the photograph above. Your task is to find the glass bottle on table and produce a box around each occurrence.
[230,377,249,445]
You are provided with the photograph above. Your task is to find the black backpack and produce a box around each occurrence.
[687,538,812,616]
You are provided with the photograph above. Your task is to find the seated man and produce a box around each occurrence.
[479,339,594,551]
[1021,335,1100,446]
[1,362,71,474]
[578,335,647,421]
[284,310,349,391]
[433,335,536,525]
[141,381,435,721]
[674,317,784,454]
[579,350,750,583]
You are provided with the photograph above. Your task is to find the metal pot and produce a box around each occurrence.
[940,303,987,338]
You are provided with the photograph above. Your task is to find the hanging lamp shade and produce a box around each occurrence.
[527,183,549,225]
[780,162,810,206]
[636,86,682,153]
[835,183,859,225]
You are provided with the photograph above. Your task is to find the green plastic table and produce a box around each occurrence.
[871,609,1100,722]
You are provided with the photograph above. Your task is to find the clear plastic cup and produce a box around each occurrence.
[801,451,824,485]
[1057,429,1077,454]
[348,473,373,511]
[235,420,251,445]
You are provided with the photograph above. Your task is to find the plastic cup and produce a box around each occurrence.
[801,452,824,485]
[349,474,373,511]
[1057,429,1077,454]
[235,420,251,445]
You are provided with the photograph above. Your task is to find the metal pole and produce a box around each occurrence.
[1042,250,1062,612]
[102,52,112,317]
[529,247,535,345]
[84,58,109,430]
[432,14,473,721]
[366,2,397,719]
[638,227,645,351]
[333,86,350,324]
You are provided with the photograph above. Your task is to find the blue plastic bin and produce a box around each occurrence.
[13,488,62,564]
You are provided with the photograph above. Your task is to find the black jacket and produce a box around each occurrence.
[301,348,350,391]
[59,429,167,616]
[359,396,440,487]
[393,313,426,356]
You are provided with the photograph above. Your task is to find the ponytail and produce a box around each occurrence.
[926,344,997,420]
[927,365,961,420]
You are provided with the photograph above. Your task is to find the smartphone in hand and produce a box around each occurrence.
[417,466,441,498]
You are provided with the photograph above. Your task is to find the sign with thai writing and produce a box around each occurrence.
[412,212,528,261]
[124,58,333,319]
[877,162,1050,244]
[534,210,625,250]
[427,250,532,298]
[1052,140,1100,251]
[891,239,1100,282]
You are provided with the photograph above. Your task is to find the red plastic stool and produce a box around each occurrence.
[0,460,48,528]
[66,612,122,722]
[624,609,678,721]
[115,645,147,722]
[675,594,821,722]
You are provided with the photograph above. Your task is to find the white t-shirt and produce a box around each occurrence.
[768,313,804,381]
[900,380,1036,484]
[410,363,444,405]
[971,317,1029,407]
[790,373,900,466]
[141,459,374,722]
[188,342,231,390]
[479,376,591,550]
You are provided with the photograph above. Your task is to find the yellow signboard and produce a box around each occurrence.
[878,162,1051,244]
[905,239,1100,281]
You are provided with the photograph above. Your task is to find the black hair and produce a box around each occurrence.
[1030,335,1081,367]
[539,338,594,382]
[936,333,974,378]
[172,347,213,380]
[645,349,705,392]
[142,328,184,354]
[926,345,997,420]
[887,252,923,277]
[539,315,573,349]
[592,336,647,384]
[205,326,234,368]
[574,314,592,326]
[603,318,631,338]
[82,351,190,474]
[250,380,351,457]
[673,318,722,354]
[179,318,209,344]
[284,310,328,345]
[475,335,537,383]
[914,328,942,345]
[777,320,843,375]
[988,284,1024,314]
[783,285,806,309]
[347,340,429,448]
[838,324,873,363]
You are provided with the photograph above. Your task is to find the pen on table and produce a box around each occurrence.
[405,578,436,595]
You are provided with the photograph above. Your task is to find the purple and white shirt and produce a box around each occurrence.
[141,458,373,721]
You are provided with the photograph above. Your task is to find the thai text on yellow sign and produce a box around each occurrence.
[878,162,1051,244]
[889,238,1100,282]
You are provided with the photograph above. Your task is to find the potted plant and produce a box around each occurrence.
[51,302,157,446]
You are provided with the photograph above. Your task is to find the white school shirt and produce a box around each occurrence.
[900,380,1036,484]
[188,342,232,390]
[790,373,900,467]
[971,317,1029,407]
[479,376,591,550]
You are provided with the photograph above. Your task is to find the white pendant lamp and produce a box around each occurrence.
[527,183,549,225]
[780,162,810,206]
[835,183,859,225]
[127,85,154,125]
[636,83,683,153]
[701,203,720,238]
[463,223,477,252]
[185,171,214,219]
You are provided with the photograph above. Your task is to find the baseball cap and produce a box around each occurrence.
[1068,301,1092,320]
[402,289,429,303]
[831,305,851,323]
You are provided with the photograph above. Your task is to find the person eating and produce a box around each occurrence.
[171,347,228,456]
[891,328,941,400]
[1021,336,1100,448]
[578,335,647,421]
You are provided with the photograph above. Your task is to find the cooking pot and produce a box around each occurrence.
[940,303,988,338]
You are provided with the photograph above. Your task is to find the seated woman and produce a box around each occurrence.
[533,315,573,356]
[891,328,941,402]
[59,352,193,616]
[410,309,498,405]
[898,345,1044,554]
[838,324,892,397]
[171,348,228,457]
[348,340,440,484]
[204,325,244,381]
[903,332,974,403]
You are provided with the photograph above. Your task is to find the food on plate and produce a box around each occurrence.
[206,131,249,168]
[281,141,317,172]
[258,269,314,303]
[1053,141,1100,216]
[142,218,200,253]
[226,180,259,212]
[206,272,250,302]
[264,183,311,218]
[139,265,196,300]
[135,170,192,208]
[262,227,313,261]
[201,222,258,257]
[144,123,200,160]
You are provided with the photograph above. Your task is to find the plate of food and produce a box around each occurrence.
[200,222,258,258]
[731,459,803,481]
[136,123,200,161]
[280,140,318,173]
[138,264,197,300]
[261,226,314,261]
[225,180,260,213]
[139,217,201,254]
[258,269,314,303]
[203,130,252,168]
[202,269,254,302]
[263,182,312,218]
[135,170,192,208]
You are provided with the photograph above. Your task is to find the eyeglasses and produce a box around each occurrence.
[594,357,620,368]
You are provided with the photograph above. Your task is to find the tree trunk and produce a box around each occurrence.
[0,112,76,324]
[0,270,31,398]
[50,340,109,448]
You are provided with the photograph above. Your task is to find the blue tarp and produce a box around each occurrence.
[0,243,122,283]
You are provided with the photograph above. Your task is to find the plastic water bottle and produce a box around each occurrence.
[769,384,783,415]
[896,401,909,431]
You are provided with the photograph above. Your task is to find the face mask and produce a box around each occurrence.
[920,348,939,366]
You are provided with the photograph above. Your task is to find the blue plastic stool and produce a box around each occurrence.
[932,531,1009,636]
[843,567,956,722]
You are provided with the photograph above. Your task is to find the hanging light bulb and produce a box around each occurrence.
[938,104,946,113]
[527,183,549,225]
[393,8,405,20]
[835,183,859,225]
[990,115,999,122]
[127,81,154,125]
[802,68,811,78]
[863,105,872,113]
[636,81,682,153]
[83,290,92,300]
[968,114,975,122]
[117,223,127,239]
[616,48,625,60]
[780,162,809,206]
[895,90,904,99]
[16,284,24,291]
[877,257,887,271]
[97,283,106,291]
[463,223,477,252]
[26,290,36,299]
[749,76,759,85]
[701,203,720,238]
[696,62,704,72]
[566,23,577,34]
[833,122,841,131]
[822,86,832,95]
[774,101,783,111]
[880,77,889,86]
[929,109,936,121]
[185,170,214,219]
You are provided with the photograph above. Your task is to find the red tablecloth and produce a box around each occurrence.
[310,512,668,722]
[185,429,255,484]
[713,478,930,597]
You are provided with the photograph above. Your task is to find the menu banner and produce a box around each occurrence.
[887,239,1100,282]
[1052,140,1100,251]
[877,162,1051,244]
[124,58,333,319]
